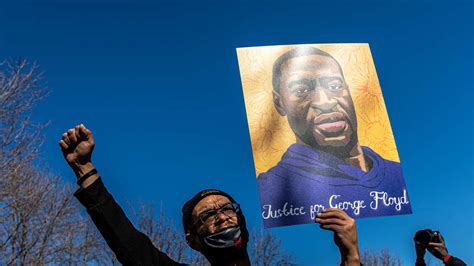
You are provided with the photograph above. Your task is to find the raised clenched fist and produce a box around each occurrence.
[59,124,95,170]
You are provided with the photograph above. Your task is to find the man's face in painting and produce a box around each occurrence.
[273,54,358,154]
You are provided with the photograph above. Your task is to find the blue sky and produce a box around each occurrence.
[1,0,473,265]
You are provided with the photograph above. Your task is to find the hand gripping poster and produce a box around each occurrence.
[236,44,412,228]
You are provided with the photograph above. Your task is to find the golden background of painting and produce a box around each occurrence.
[236,43,400,177]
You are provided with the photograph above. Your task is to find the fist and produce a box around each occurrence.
[59,124,95,168]
[427,233,449,260]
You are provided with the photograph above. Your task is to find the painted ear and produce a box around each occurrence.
[186,233,203,251]
[272,90,286,116]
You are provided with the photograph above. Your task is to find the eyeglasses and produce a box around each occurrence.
[193,202,240,228]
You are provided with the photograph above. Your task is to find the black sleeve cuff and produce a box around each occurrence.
[446,256,467,266]
[73,177,111,210]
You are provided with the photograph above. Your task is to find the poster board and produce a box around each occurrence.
[237,44,412,228]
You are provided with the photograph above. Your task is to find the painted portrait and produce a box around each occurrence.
[237,44,412,228]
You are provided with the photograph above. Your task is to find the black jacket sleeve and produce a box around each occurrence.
[415,256,466,266]
[74,177,187,266]
[445,256,467,266]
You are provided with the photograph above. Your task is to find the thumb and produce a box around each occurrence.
[428,242,444,248]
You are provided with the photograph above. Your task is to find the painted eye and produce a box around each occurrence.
[290,85,311,96]
[297,88,309,94]
[329,84,342,91]
[328,81,344,91]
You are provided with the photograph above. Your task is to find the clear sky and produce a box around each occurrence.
[1,0,473,265]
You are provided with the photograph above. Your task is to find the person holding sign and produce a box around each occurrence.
[59,124,362,265]
[257,46,412,227]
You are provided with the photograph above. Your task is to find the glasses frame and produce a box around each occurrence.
[192,202,240,230]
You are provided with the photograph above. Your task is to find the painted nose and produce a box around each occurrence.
[310,87,337,111]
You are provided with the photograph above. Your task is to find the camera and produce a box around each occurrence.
[414,229,440,245]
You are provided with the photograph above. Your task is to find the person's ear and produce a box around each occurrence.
[186,232,203,251]
[273,90,286,116]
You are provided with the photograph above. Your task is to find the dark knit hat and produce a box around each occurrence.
[182,189,237,233]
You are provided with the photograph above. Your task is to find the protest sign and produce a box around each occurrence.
[237,44,412,228]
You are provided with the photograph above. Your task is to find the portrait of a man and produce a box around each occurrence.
[237,44,412,228]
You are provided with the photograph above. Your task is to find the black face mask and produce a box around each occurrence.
[198,226,248,265]
[202,226,243,249]
[193,209,250,265]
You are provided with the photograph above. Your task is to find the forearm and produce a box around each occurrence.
[71,161,99,188]
[415,258,426,266]
[341,250,361,266]
[416,254,466,266]
[444,255,466,266]
[74,177,181,265]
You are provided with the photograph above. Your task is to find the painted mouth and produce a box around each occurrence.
[313,112,348,137]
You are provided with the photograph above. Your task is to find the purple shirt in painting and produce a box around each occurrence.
[257,143,412,228]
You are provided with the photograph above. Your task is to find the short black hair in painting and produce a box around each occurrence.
[272,46,345,93]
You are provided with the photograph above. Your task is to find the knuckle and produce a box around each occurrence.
[348,218,355,226]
